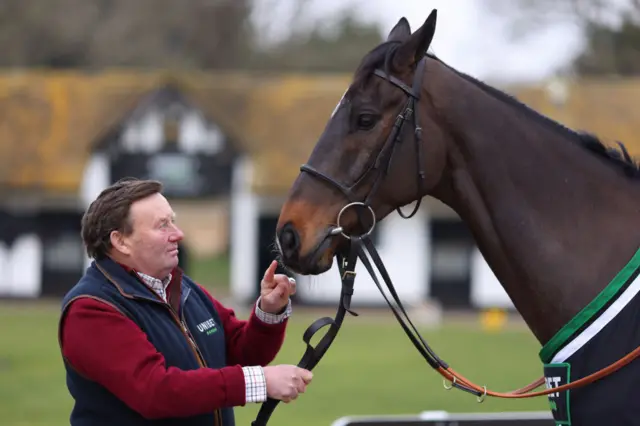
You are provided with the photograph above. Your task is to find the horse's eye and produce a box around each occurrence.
[357,113,378,130]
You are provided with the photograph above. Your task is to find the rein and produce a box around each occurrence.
[335,231,640,402]
[250,241,360,426]
[251,55,640,425]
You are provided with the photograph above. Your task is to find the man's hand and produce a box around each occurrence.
[259,260,296,314]
[263,365,313,403]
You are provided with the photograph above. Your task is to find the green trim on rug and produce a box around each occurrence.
[539,247,640,363]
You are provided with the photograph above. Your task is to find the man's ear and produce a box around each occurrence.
[393,9,438,70]
[110,230,131,256]
[386,17,411,43]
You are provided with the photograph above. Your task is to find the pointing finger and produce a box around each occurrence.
[263,260,278,283]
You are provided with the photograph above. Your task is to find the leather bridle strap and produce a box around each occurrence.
[250,242,360,426]
[299,57,428,222]
[373,60,426,219]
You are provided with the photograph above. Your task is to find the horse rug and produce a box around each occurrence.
[540,248,640,426]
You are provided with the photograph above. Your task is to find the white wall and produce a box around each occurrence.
[0,234,42,298]
[80,153,111,270]
[293,203,430,307]
[470,247,514,309]
[229,155,259,303]
[80,153,111,208]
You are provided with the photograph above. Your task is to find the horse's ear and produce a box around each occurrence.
[393,9,437,70]
[387,17,411,42]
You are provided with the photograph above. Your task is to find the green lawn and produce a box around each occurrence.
[0,301,551,426]
[188,253,231,295]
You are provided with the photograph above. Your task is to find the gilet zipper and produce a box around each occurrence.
[165,303,223,426]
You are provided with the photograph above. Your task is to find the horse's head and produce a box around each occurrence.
[276,10,450,275]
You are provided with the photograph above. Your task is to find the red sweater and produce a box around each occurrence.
[59,275,287,419]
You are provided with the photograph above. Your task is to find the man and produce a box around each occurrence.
[58,177,312,426]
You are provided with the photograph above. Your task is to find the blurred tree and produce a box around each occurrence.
[0,0,255,69]
[0,0,383,72]
[573,17,640,76]
[485,0,640,76]
[249,5,385,73]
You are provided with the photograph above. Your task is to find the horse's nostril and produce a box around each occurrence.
[278,223,300,260]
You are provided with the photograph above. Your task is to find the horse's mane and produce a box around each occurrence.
[352,42,640,179]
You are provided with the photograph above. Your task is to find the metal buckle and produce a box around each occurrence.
[341,270,357,280]
[329,202,377,240]
[477,386,487,403]
[443,376,456,390]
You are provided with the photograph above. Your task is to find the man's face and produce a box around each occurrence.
[120,192,184,278]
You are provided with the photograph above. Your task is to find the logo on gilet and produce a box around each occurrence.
[196,318,218,335]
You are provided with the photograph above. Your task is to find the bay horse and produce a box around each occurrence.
[268,9,640,426]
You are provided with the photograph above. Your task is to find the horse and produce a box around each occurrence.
[268,9,640,426]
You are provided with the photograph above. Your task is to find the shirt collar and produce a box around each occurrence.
[114,261,172,302]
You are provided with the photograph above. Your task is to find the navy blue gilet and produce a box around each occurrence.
[58,257,235,426]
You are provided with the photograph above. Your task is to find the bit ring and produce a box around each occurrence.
[333,202,376,240]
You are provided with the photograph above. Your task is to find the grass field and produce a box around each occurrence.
[0,299,551,426]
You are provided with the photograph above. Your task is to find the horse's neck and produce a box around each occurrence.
[430,72,640,344]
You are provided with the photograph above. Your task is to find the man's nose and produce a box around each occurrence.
[170,225,184,241]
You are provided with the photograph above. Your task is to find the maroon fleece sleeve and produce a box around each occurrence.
[60,298,247,419]
[197,285,288,367]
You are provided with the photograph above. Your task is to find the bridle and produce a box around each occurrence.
[251,56,640,426]
[300,57,428,222]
